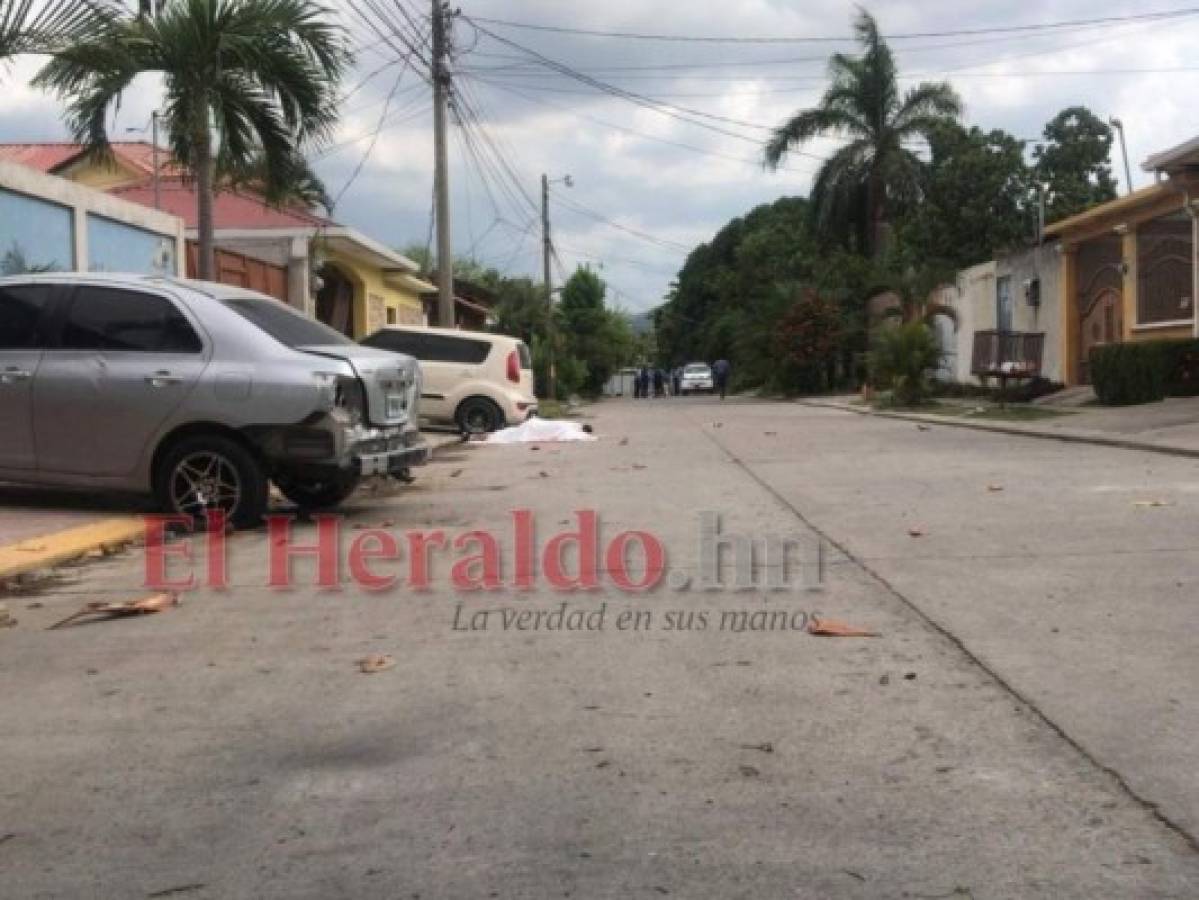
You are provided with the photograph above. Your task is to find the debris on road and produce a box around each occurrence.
[0,603,16,629]
[987,484,1005,492]
[474,419,596,444]
[450,468,464,478]
[1133,499,1172,509]
[808,617,880,638]
[917,424,932,432]
[47,592,179,630]
[738,764,760,778]
[357,654,396,674]
[739,742,774,753]
[619,437,629,446]
[908,527,925,537]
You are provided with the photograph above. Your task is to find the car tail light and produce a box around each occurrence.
[506,350,520,383]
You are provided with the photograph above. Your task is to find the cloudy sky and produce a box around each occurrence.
[4,1,1199,312]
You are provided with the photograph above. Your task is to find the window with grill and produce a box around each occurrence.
[1138,223,1193,325]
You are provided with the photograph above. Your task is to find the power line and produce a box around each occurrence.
[466,75,818,175]
[469,7,1199,44]
[463,18,826,158]
[456,20,1166,75]
[551,189,692,254]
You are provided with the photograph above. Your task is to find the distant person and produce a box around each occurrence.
[638,366,651,400]
[672,367,682,396]
[652,368,665,398]
[632,369,642,399]
[712,358,731,400]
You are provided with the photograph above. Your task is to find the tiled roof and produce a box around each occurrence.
[109,177,331,230]
[0,141,184,177]
[0,143,87,172]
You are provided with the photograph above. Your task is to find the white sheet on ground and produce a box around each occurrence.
[476,418,596,444]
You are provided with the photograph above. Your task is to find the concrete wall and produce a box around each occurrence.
[940,261,997,383]
[996,244,1064,384]
[324,246,428,338]
[0,160,184,276]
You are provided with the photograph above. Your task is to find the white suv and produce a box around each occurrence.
[680,362,715,394]
[362,326,537,433]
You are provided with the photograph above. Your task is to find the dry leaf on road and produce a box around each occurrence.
[48,593,179,630]
[1133,500,1172,509]
[808,618,881,638]
[908,527,925,537]
[357,654,396,674]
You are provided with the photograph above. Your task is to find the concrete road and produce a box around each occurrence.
[2,398,1198,899]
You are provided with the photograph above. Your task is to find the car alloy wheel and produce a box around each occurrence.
[169,451,243,520]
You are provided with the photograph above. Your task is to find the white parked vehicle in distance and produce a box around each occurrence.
[361,325,537,433]
[679,362,715,394]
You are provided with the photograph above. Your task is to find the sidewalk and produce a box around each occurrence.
[802,394,1199,459]
[0,433,466,581]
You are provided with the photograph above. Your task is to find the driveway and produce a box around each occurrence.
[2,398,1197,899]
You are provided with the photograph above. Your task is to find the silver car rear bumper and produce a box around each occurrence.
[357,441,431,476]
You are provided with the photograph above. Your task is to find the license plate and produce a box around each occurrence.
[386,395,406,418]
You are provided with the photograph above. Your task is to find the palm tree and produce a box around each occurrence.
[0,0,110,65]
[764,9,962,256]
[224,150,333,214]
[35,0,348,280]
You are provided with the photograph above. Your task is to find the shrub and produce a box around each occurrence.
[1089,343,1168,406]
[932,377,1064,404]
[869,323,942,406]
[772,288,844,395]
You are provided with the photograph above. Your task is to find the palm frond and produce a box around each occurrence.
[0,0,114,61]
[893,82,963,132]
[764,107,861,169]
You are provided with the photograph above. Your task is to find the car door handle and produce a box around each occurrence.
[0,367,31,384]
[145,371,183,387]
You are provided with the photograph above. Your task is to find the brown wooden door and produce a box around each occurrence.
[1079,288,1122,383]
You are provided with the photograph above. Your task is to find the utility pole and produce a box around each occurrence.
[1110,117,1133,197]
[431,0,455,327]
[541,174,572,400]
[542,174,555,398]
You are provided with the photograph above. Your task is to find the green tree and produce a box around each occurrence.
[225,150,332,212]
[764,9,961,255]
[895,123,1032,269]
[1034,106,1119,223]
[773,288,845,394]
[36,0,349,280]
[558,267,634,397]
[492,276,546,346]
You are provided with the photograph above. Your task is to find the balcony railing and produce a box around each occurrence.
[971,330,1045,379]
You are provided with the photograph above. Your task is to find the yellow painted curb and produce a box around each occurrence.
[0,517,146,581]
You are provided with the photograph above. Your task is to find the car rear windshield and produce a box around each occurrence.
[685,364,710,374]
[518,342,532,370]
[222,297,354,348]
